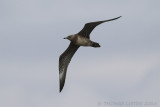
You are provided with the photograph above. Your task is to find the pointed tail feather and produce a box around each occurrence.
[92,42,101,47]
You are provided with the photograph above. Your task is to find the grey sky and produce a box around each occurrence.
[0,0,160,107]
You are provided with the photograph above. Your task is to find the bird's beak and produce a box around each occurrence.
[63,37,67,39]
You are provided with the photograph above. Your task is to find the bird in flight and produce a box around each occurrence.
[59,16,121,92]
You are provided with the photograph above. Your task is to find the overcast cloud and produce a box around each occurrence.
[0,0,160,107]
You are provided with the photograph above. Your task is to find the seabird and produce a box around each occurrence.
[59,16,121,92]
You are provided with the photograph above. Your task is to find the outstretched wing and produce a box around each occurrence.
[77,16,121,38]
[59,42,80,92]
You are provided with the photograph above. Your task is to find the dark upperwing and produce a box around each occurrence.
[59,42,80,92]
[77,16,121,39]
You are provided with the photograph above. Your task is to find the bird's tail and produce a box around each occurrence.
[92,42,100,48]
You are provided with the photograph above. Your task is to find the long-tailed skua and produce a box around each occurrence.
[59,16,121,92]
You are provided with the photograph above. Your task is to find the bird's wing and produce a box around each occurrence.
[77,16,121,38]
[59,42,80,92]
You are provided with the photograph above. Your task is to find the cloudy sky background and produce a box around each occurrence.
[0,0,160,107]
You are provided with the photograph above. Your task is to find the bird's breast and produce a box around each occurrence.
[75,36,92,46]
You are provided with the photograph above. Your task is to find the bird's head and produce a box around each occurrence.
[63,35,75,41]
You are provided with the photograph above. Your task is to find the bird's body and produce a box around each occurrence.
[65,34,99,47]
[75,35,92,46]
[59,16,121,92]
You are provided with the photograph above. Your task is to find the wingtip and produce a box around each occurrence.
[104,16,122,22]
[59,83,64,93]
[116,16,122,19]
[59,89,62,93]
[59,87,63,93]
